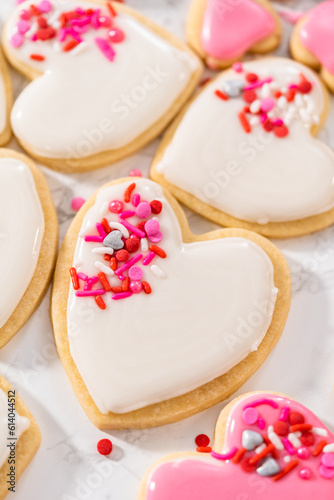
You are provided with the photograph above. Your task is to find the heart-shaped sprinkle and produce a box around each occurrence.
[242,430,263,450]
[256,457,281,477]
[103,230,124,250]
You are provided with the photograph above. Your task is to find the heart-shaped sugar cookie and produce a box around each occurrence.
[139,391,334,499]
[151,57,334,238]
[51,178,291,429]
[2,0,202,172]
[187,0,281,69]
[0,149,58,349]
[0,48,12,147]
[291,1,334,93]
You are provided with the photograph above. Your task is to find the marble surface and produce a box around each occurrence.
[1,0,334,499]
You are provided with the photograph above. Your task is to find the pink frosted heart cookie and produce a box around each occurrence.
[291,1,334,93]
[187,0,281,69]
[51,178,291,429]
[139,391,334,499]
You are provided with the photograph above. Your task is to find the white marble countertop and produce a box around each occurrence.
[1,1,334,499]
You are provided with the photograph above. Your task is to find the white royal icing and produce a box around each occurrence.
[0,72,6,135]
[67,179,277,414]
[0,158,44,329]
[0,387,30,469]
[156,59,334,224]
[7,0,199,159]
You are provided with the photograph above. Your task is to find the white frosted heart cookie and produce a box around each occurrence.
[0,48,12,147]
[290,1,334,93]
[0,149,58,349]
[51,177,291,429]
[0,375,41,500]
[186,0,281,69]
[2,0,202,173]
[138,391,334,500]
[151,57,334,238]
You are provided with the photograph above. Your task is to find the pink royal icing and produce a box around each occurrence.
[145,393,334,499]
[300,1,334,74]
[201,0,276,60]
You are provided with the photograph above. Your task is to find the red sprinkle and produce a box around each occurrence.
[232,447,247,464]
[110,257,117,271]
[243,90,257,103]
[288,412,305,425]
[238,112,251,133]
[300,432,315,447]
[104,253,111,261]
[149,245,167,258]
[263,119,274,132]
[274,125,289,138]
[142,281,152,294]
[286,88,296,102]
[290,424,312,433]
[115,249,130,262]
[137,221,146,234]
[273,420,289,437]
[37,15,48,28]
[215,89,229,101]
[69,267,79,290]
[298,81,312,94]
[111,286,123,293]
[36,27,56,41]
[245,72,258,83]
[122,276,130,292]
[313,440,327,457]
[101,217,111,234]
[199,77,211,87]
[150,200,163,214]
[95,296,106,310]
[107,2,117,17]
[123,183,136,203]
[97,438,112,455]
[241,457,257,473]
[98,272,111,292]
[274,90,282,98]
[195,434,210,448]
[30,54,45,61]
[196,446,212,453]
[63,39,79,52]
[273,459,298,481]
[125,237,140,253]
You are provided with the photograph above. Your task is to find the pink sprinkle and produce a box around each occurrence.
[96,222,107,238]
[272,118,284,126]
[77,273,88,281]
[108,27,125,43]
[74,7,86,15]
[145,219,159,237]
[91,9,101,29]
[19,9,31,20]
[95,38,115,61]
[232,62,243,73]
[297,447,311,459]
[142,251,155,266]
[115,254,143,275]
[299,468,313,480]
[76,289,106,297]
[244,78,273,91]
[260,97,275,113]
[58,28,67,42]
[129,169,142,177]
[132,194,140,207]
[242,407,258,425]
[84,276,99,291]
[71,197,85,211]
[244,398,278,409]
[37,0,52,13]
[260,113,267,124]
[257,417,266,430]
[70,16,91,27]
[109,200,124,214]
[279,407,290,422]
[31,33,38,41]
[84,235,103,243]
[282,438,296,455]
[136,201,151,219]
[17,20,30,34]
[211,447,238,460]
[11,33,24,48]
[148,231,162,243]
[98,15,112,28]
[319,465,334,479]
[130,280,142,293]
[118,274,125,280]
[288,84,298,89]
[112,292,133,300]
[129,266,143,281]
[120,220,145,238]
[321,453,334,469]
[67,28,83,43]
[119,210,136,219]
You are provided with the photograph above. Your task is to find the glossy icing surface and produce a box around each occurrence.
[0,158,44,329]
[146,393,334,499]
[300,1,334,74]
[156,59,334,223]
[7,0,199,159]
[0,73,6,134]
[67,179,277,414]
[201,0,276,60]
[0,387,30,469]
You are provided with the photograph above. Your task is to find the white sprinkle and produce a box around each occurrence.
[249,116,260,126]
[71,42,88,56]
[268,428,284,450]
[288,432,302,448]
[109,221,129,238]
[151,265,165,278]
[283,455,292,463]
[267,111,275,119]
[261,83,271,98]
[312,427,328,437]
[53,41,62,52]
[323,444,334,453]
[306,101,314,114]
[269,81,278,91]
[255,444,267,454]
[141,238,148,253]
[99,201,109,216]
[92,247,114,255]
[299,108,312,124]
[294,94,304,108]
[277,96,287,109]
[250,99,261,114]
[94,262,114,276]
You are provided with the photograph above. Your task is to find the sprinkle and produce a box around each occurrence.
[119,210,136,219]
[142,281,152,294]
[290,424,312,433]
[244,399,278,410]
[123,182,136,203]
[151,264,165,278]
[288,412,305,425]
[273,421,289,436]
[108,221,129,238]
[299,468,313,480]
[196,447,212,453]
[195,434,210,447]
[232,447,247,464]
[143,252,155,266]
[297,446,311,459]
[29,52,45,61]
[109,200,124,213]
[273,460,298,481]
[98,272,111,292]
[323,444,334,453]
[69,267,79,290]
[97,438,112,455]
[274,125,289,138]
[268,429,284,450]
[321,453,334,468]
[77,272,88,281]
[92,247,114,255]
[108,27,125,43]
[242,407,259,425]
[107,2,117,17]
[115,249,129,262]
[288,432,302,448]
[101,218,112,235]
[313,440,328,457]
[38,1,52,13]
[282,438,295,455]
[129,169,142,177]
[110,257,117,271]
[121,220,145,238]
[95,295,106,309]
[257,418,265,430]
[130,280,142,293]
[122,276,130,292]
[95,37,115,61]
[76,289,106,297]
[94,261,114,275]
[85,276,98,291]
[149,245,166,258]
[125,237,140,253]
[11,33,24,48]
[112,292,132,300]
[111,286,123,293]
[319,465,334,480]
[136,201,151,218]
[96,222,107,238]
[132,194,140,207]
[215,89,229,101]
[150,200,163,214]
[141,238,148,253]
[84,235,103,243]
[232,62,243,73]
[115,254,143,275]
[211,447,237,460]
[63,39,79,52]
[312,427,328,437]
[249,444,275,465]
[238,112,251,133]
[128,266,143,281]
[244,77,273,91]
